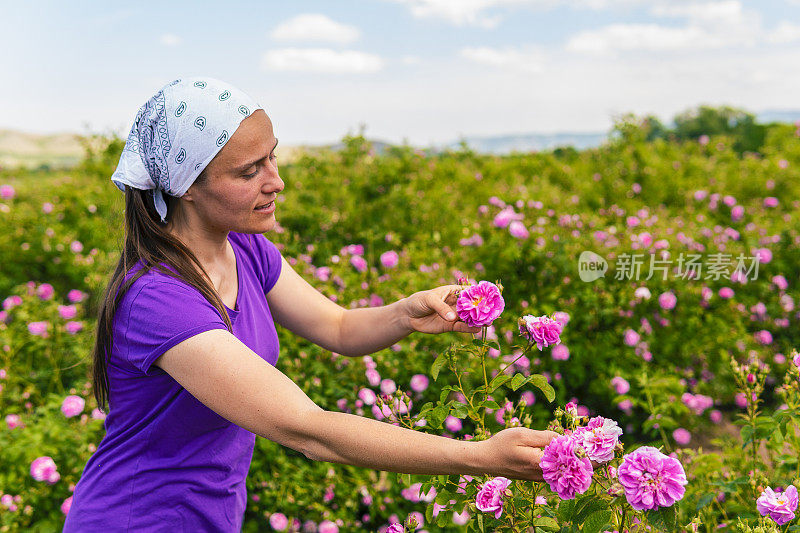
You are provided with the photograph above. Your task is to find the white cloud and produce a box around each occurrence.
[566,24,714,54]
[270,14,360,44]
[401,55,422,65]
[385,0,648,27]
[567,1,763,55]
[261,48,383,73]
[385,0,550,28]
[766,21,800,44]
[460,46,545,72]
[159,34,182,46]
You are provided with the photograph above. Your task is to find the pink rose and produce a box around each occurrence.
[475,476,512,519]
[30,456,58,482]
[58,305,77,320]
[380,251,399,269]
[61,395,85,417]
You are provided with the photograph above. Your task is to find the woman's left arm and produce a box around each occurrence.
[266,256,480,356]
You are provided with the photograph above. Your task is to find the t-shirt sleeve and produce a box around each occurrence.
[120,279,230,375]
[251,233,283,294]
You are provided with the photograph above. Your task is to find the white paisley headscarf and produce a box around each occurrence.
[111,76,263,223]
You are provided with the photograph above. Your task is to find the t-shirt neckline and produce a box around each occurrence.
[223,233,241,315]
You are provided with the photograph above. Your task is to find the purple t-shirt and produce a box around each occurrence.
[64,231,283,532]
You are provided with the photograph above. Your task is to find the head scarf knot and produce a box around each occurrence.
[111,77,263,223]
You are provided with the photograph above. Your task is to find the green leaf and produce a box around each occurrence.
[581,510,613,533]
[573,497,609,523]
[510,373,527,391]
[425,503,435,524]
[532,517,559,531]
[529,373,556,403]
[482,399,501,410]
[477,512,485,533]
[431,353,448,381]
[696,493,715,511]
[556,499,575,521]
[644,506,678,532]
[488,373,512,393]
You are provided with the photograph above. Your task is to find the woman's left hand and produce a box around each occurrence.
[402,285,482,335]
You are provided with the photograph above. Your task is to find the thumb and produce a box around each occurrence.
[426,291,458,322]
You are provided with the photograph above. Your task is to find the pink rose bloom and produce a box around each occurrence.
[27,321,49,337]
[794,351,800,369]
[518,315,562,351]
[718,287,734,299]
[617,399,633,415]
[318,520,339,533]
[551,344,570,361]
[0,184,15,199]
[574,416,623,463]
[36,283,54,300]
[681,393,713,415]
[314,267,331,281]
[58,305,77,320]
[444,416,463,433]
[358,388,377,406]
[623,329,640,347]
[61,395,85,418]
[350,255,368,273]
[553,311,570,327]
[731,205,744,221]
[493,207,521,228]
[618,446,687,510]
[342,244,364,256]
[698,135,710,146]
[658,292,676,310]
[772,275,789,291]
[70,241,84,253]
[611,377,630,395]
[710,410,723,424]
[65,321,84,335]
[672,428,691,446]
[380,251,399,268]
[3,295,22,310]
[638,232,653,247]
[91,408,107,420]
[5,414,22,429]
[42,202,54,213]
[754,248,772,264]
[755,330,773,345]
[61,495,73,515]
[386,524,403,533]
[409,374,429,393]
[380,379,397,395]
[540,434,593,499]
[456,281,504,328]
[475,476,512,519]
[67,289,87,303]
[30,456,58,482]
[735,392,748,408]
[508,221,529,239]
[270,512,288,531]
[757,486,798,526]
[764,197,779,208]
[694,189,708,200]
[634,287,651,300]
[723,195,736,207]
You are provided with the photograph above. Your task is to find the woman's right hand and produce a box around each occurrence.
[476,427,560,481]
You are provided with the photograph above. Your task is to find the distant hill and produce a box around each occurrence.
[1,109,798,168]
[0,129,87,169]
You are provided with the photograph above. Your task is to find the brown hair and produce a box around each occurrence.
[91,169,233,413]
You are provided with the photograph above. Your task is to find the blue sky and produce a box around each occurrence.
[2,0,799,146]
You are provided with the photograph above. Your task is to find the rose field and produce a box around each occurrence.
[2,110,800,532]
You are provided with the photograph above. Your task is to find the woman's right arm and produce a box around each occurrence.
[155,329,555,481]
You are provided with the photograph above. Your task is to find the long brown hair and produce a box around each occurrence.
[92,171,233,413]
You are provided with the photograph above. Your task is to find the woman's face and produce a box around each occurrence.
[175,109,284,234]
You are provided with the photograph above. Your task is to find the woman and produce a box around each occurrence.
[63,77,556,531]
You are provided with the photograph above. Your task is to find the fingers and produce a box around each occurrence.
[425,290,458,322]
[524,429,560,448]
